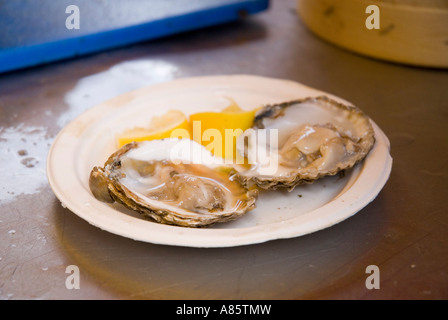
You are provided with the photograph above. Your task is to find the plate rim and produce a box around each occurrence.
[47,74,393,248]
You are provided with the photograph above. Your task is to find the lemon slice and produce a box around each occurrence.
[189,100,256,160]
[117,110,191,148]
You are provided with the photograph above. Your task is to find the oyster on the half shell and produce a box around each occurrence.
[89,139,258,227]
[235,96,376,190]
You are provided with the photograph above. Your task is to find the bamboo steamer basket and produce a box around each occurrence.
[297,0,448,68]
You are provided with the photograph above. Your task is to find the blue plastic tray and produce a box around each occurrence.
[0,0,269,73]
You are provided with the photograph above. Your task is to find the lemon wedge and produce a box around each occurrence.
[117,110,191,148]
[189,100,256,160]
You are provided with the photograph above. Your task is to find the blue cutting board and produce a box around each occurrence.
[0,0,269,73]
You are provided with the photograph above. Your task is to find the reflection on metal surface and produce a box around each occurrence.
[0,124,53,204]
[60,59,178,128]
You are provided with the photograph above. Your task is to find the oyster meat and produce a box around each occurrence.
[89,139,258,227]
[235,96,376,190]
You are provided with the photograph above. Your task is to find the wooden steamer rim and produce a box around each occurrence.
[297,0,448,68]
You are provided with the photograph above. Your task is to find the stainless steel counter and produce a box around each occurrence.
[1,0,447,300]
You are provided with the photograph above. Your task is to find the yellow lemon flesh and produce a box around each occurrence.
[189,102,256,161]
[117,110,191,148]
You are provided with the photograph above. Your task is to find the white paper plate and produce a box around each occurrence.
[47,75,392,248]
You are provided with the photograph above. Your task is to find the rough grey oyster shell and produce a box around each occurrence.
[235,96,376,190]
[89,140,258,228]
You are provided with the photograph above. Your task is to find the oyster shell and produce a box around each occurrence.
[89,139,258,227]
[235,96,376,190]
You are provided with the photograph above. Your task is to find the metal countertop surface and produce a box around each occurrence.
[1,0,447,300]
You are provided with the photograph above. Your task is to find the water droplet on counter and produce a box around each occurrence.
[420,170,447,179]
[17,149,28,156]
[389,132,415,147]
[8,229,16,234]
[21,157,38,168]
